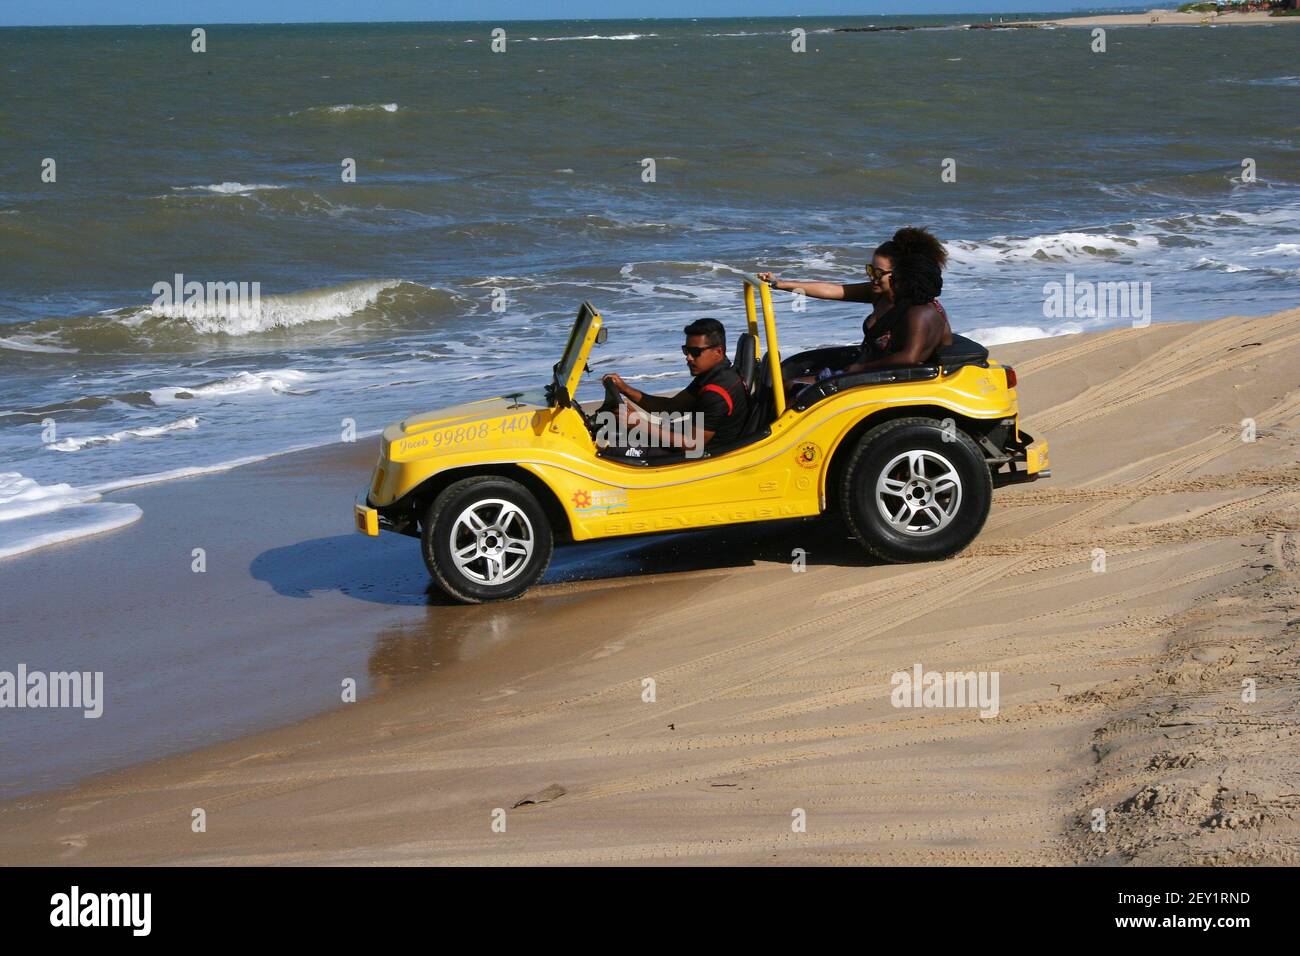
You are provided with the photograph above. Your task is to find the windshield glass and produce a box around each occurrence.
[552,302,597,396]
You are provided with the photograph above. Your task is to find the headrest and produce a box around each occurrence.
[733,332,757,394]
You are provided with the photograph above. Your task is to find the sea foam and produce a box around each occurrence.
[47,416,200,452]
[0,472,142,560]
[172,182,285,195]
[151,369,312,403]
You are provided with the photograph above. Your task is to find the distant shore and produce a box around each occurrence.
[836,9,1300,32]
[1029,8,1299,27]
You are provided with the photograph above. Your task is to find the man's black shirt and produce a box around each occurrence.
[684,358,749,445]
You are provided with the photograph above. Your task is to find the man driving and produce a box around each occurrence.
[599,318,749,459]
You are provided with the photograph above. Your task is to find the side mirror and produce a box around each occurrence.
[595,327,608,345]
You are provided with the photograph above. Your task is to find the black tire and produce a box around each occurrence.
[839,417,992,563]
[421,475,553,603]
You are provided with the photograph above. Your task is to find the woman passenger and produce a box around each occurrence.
[760,227,952,382]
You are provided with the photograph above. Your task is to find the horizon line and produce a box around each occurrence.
[0,7,1142,30]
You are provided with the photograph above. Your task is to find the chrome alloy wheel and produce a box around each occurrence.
[449,498,535,585]
[875,450,963,536]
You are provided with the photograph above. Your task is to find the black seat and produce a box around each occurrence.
[732,332,757,397]
[790,365,939,411]
[738,358,774,438]
[786,334,990,411]
[933,334,989,372]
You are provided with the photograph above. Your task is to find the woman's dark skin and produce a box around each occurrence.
[761,255,953,375]
[854,301,952,371]
[759,253,897,381]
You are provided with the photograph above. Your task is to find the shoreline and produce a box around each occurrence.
[1029,9,1300,27]
[2,307,1299,864]
[832,10,1300,30]
[9,304,1297,564]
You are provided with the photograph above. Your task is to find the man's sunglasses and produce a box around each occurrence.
[682,344,720,358]
[866,264,893,281]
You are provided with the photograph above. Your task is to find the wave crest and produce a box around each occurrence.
[290,102,399,116]
[48,416,199,452]
[948,231,1160,265]
[171,182,284,195]
[0,280,466,353]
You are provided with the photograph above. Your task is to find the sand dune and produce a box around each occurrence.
[1,309,1297,865]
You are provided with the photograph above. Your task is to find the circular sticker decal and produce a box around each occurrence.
[796,442,821,468]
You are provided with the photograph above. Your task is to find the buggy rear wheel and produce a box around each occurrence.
[840,417,992,563]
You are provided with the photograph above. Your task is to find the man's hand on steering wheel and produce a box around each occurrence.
[602,372,632,397]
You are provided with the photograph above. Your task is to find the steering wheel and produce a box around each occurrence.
[602,376,626,410]
[567,377,618,438]
[572,376,625,442]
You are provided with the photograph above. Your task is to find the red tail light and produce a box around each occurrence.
[1005,366,1018,389]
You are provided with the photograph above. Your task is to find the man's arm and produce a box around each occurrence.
[626,381,731,451]
[604,374,695,413]
[633,388,696,414]
[628,410,713,451]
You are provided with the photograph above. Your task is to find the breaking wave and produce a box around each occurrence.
[151,369,312,402]
[290,102,400,115]
[948,231,1161,266]
[0,280,467,353]
[528,33,657,41]
[172,182,285,195]
[47,416,200,452]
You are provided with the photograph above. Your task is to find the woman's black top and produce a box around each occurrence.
[859,298,947,365]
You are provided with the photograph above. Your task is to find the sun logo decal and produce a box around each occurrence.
[796,442,820,468]
[571,490,592,509]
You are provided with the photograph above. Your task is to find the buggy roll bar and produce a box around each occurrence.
[740,275,786,417]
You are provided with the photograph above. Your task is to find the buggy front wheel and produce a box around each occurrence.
[421,476,553,603]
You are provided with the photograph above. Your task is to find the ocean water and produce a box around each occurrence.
[1,16,1298,557]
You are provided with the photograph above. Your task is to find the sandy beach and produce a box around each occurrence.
[1032,8,1300,27]
[1,307,1298,865]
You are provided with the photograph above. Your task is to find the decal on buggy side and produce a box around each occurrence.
[570,488,629,514]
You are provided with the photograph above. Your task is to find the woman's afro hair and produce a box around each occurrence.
[892,251,943,305]
[887,226,947,305]
[890,226,947,268]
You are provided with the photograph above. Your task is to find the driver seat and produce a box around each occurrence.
[732,332,757,397]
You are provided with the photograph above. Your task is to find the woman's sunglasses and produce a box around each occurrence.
[866,264,893,281]
[682,345,719,358]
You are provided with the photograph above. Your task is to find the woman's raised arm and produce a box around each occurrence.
[757,273,877,303]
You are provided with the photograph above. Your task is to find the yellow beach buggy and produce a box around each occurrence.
[356,277,1050,602]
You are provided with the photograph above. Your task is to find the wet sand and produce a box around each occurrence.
[0,437,796,799]
[2,309,1299,864]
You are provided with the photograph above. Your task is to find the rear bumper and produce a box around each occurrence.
[994,433,1051,485]
[1023,438,1050,476]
